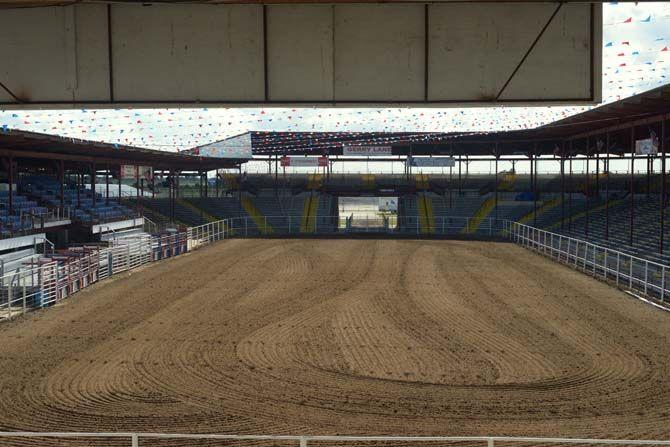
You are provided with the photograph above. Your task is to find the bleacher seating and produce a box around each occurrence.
[0,192,44,234]
[400,191,533,233]
[20,175,136,226]
[125,178,670,267]
[553,195,670,265]
[246,191,336,233]
[182,191,339,234]
[140,198,207,227]
[187,197,246,220]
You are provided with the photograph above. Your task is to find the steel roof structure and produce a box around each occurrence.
[0,128,244,170]
[236,83,670,158]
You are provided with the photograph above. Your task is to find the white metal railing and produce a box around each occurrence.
[504,220,670,306]
[0,433,667,447]
[0,232,188,322]
[5,215,668,323]
[201,215,507,237]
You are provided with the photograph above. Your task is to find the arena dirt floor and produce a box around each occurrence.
[1,239,670,445]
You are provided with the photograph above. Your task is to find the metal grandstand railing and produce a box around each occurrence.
[504,221,670,308]
[0,433,668,447]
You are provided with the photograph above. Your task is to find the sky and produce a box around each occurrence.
[1,2,669,174]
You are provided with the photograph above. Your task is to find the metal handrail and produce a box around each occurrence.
[504,220,670,305]
[506,220,670,273]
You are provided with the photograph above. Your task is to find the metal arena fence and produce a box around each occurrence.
[503,221,670,308]
[205,215,507,236]
[0,231,189,321]
[0,433,668,447]
[2,216,669,321]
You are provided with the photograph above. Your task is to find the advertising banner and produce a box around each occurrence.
[280,156,328,167]
[406,157,456,167]
[635,138,658,155]
[121,165,153,180]
[342,145,392,156]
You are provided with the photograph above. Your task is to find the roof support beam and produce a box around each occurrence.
[0,147,235,171]
[568,112,670,140]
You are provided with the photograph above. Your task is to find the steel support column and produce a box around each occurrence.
[135,165,140,214]
[647,154,651,198]
[458,155,462,195]
[7,157,13,216]
[171,170,176,222]
[630,126,635,247]
[531,148,537,226]
[661,119,666,254]
[494,157,498,221]
[77,171,81,208]
[560,151,565,230]
[105,164,110,206]
[569,147,573,231]
[585,137,589,238]
[448,161,453,208]
[535,152,539,226]
[494,153,499,222]
[59,160,65,210]
[595,149,600,199]
[118,166,122,204]
[238,165,242,215]
[605,132,610,241]
[91,162,97,208]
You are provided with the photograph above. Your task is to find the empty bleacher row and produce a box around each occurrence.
[400,191,534,234]
[22,175,136,224]
[138,198,210,227]
[0,174,146,239]
[0,191,48,234]
[553,196,670,265]
[139,191,339,234]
